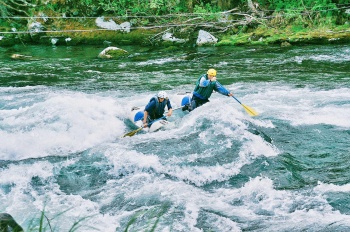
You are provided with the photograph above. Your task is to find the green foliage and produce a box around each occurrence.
[291,24,307,33]
[95,0,188,15]
[242,0,348,28]
[0,0,348,48]
[0,3,9,17]
[244,0,340,16]
[122,203,169,231]
[25,207,97,232]
[192,2,221,21]
[193,2,221,14]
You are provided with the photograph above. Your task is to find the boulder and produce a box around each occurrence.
[98,46,128,59]
[196,30,218,46]
[65,37,72,44]
[119,22,131,33]
[10,54,38,61]
[162,32,186,43]
[95,17,131,32]
[0,213,23,232]
[51,38,59,45]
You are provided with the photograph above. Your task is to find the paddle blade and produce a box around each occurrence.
[242,104,259,116]
[122,127,143,137]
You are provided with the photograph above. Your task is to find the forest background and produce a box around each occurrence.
[0,0,349,46]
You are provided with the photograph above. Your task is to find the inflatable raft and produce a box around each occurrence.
[128,92,192,133]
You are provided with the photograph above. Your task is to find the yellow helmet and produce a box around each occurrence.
[207,68,217,76]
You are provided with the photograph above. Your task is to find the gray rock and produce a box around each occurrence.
[0,213,23,232]
[162,32,186,43]
[196,30,218,46]
[95,17,131,33]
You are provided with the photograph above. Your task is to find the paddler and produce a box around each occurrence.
[143,91,173,128]
[183,68,233,111]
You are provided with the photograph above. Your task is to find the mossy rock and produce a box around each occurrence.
[108,49,128,56]
[98,46,128,59]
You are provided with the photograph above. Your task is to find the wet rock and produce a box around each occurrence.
[10,53,38,60]
[65,37,72,44]
[0,213,23,232]
[98,46,128,59]
[51,38,59,45]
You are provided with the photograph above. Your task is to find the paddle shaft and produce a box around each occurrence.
[123,104,187,138]
[217,82,259,116]
[122,116,167,137]
[232,96,242,105]
[165,105,184,113]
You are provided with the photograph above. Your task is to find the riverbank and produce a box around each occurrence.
[218,25,350,46]
[0,17,349,48]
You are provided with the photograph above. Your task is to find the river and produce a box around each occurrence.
[0,44,349,231]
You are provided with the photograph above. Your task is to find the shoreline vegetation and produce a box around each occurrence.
[0,1,349,48]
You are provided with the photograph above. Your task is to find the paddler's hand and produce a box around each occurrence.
[166,109,173,117]
[228,92,233,97]
[143,122,148,128]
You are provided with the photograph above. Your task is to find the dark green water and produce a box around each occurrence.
[0,44,349,231]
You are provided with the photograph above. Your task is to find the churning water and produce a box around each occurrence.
[0,44,349,231]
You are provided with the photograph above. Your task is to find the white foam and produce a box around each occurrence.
[137,57,181,66]
[314,181,350,193]
[0,162,119,232]
[110,101,279,187]
[245,85,350,128]
[215,176,350,229]
[99,156,243,230]
[0,90,127,160]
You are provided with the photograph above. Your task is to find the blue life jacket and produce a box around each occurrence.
[147,96,168,120]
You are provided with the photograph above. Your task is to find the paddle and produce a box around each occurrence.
[122,116,166,138]
[122,105,185,138]
[232,96,259,116]
[122,126,144,137]
[216,82,258,116]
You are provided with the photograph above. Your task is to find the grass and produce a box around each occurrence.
[217,22,350,47]
[25,207,98,232]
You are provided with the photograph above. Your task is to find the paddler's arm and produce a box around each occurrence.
[199,76,211,87]
[166,100,173,117]
[143,100,156,128]
[143,111,148,128]
[166,108,173,117]
[215,81,233,97]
